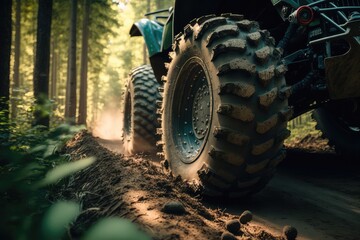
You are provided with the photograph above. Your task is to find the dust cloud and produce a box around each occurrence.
[91,106,123,140]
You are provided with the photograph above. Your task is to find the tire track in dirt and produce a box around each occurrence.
[97,136,360,240]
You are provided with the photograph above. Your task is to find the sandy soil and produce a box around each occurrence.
[59,132,360,240]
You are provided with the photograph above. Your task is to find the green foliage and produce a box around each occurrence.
[0,118,150,240]
[285,111,321,144]
[40,201,80,240]
[83,218,151,240]
[0,123,87,240]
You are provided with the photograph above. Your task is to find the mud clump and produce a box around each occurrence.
[221,231,237,240]
[283,225,298,240]
[161,201,186,215]
[239,210,253,224]
[225,219,241,234]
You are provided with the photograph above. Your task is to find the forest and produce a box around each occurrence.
[2,0,358,239]
[0,0,173,239]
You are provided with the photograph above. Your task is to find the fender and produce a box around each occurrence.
[173,0,283,37]
[129,19,163,57]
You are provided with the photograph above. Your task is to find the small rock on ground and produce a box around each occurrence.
[239,210,253,224]
[221,231,237,240]
[283,225,298,240]
[161,201,186,215]
[225,219,241,234]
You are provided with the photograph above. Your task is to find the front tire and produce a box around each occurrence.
[122,65,160,155]
[159,15,292,197]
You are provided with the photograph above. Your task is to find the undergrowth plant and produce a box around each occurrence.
[0,111,149,240]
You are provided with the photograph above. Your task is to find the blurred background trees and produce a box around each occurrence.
[2,0,174,134]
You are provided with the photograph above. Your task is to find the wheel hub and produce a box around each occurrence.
[172,60,212,164]
[192,83,211,139]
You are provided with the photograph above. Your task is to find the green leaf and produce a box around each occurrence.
[36,157,96,187]
[41,201,81,240]
[83,218,151,240]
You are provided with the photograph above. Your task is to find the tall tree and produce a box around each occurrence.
[143,0,151,64]
[13,0,21,89]
[65,0,78,124]
[0,0,12,138]
[78,0,90,125]
[11,0,22,120]
[33,0,53,127]
[50,38,58,99]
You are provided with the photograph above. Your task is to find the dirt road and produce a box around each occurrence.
[97,138,360,240]
[211,149,360,240]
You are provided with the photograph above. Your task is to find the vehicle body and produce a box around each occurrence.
[123,0,360,197]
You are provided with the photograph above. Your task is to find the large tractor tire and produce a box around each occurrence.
[158,14,292,197]
[313,99,360,158]
[122,65,160,155]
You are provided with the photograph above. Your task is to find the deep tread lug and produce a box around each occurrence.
[156,100,163,108]
[247,31,262,46]
[184,24,193,38]
[213,127,250,146]
[161,75,168,83]
[206,25,239,46]
[258,87,278,108]
[156,108,163,115]
[217,58,256,76]
[212,39,246,60]
[219,82,255,98]
[256,114,279,134]
[217,104,255,122]
[255,46,271,64]
[196,14,216,25]
[237,19,254,31]
[195,17,227,40]
[252,139,274,156]
[275,64,288,77]
[258,65,275,86]
[156,140,165,147]
[209,146,245,167]
[221,13,244,21]
[198,166,232,189]
[156,128,163,135]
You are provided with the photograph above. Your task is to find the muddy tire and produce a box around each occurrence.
[122,65,160,155]
[313,100,360,158]
[159,15,292,197]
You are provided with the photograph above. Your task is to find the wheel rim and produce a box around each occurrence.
[172,58,212,164]
[124,91,132,137]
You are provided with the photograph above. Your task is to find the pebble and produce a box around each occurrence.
[221,231,237,240]
[225,219,241,234]
[161,201,186,215]
[283,225,298,240]
[239,210,253,224]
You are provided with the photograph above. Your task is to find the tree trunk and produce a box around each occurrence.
[11,0,22,120]
[143,0,151,65]
[33,0,53,128]
[50,38,57,99]
[78,0,90,125]
[65,0,78,124]
[0,0,12,139]
[13,0,21,89]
